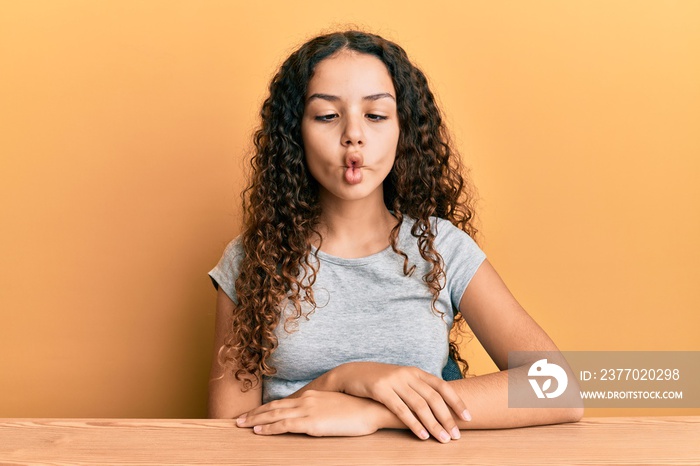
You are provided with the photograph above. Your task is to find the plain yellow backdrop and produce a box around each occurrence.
[0,1,698,418]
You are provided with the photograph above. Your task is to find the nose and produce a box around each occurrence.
[341,113,364,147]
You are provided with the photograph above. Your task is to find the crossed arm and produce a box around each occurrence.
[208,259,583,441]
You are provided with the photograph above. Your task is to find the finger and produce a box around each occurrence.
[251,417,312,436]
[239,398,299,420]
[396,387,452,443]
[421,374,472,422]
[408,381,460,440]
[380,391,431,441]
[237,406,304,428]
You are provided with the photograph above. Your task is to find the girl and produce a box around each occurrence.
[208,30,582,442]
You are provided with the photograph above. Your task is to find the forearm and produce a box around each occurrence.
[288,363,582,432]
[286,369,340,398]
[208,375,263,419]
[372,370,582,431]
[448,370,583,430]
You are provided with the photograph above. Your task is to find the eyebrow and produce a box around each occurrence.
[306,92,396,103]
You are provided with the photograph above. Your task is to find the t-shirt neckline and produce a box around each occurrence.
[310,243,395,266]
[310,216,414,267]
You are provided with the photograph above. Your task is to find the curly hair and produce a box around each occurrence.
[219,30,479,389]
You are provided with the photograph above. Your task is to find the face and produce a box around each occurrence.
[301,50,399,206]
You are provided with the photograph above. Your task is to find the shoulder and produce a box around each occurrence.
[221,235,244,259]
[209,235,245,303]
[427,217,487,304]
[430,216,459,233]
[430,216,476,242]
[220,236,247,273]
[213,235,245,269]
[210,235,245,280]
[399,215,483,258]
[399,215,477,245]
[428,216,484,260]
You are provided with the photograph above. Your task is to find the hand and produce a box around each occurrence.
[236,390,385,437]
[330,362,470,443]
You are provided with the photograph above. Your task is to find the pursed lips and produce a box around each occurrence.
[344,152,364,168]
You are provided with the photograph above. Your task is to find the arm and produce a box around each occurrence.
[445,258,583,429]
[303,259,581,426]
[371,258,582,429]
[208,287,262,418]
[240,260,582,436]
[208,283,460,438]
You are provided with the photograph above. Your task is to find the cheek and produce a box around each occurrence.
[383,125,400,158]
[301,126,328,157]
[386,120,400,145]
[301,136,328,180]
[302,139,323,170]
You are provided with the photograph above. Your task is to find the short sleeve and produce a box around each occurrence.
[208,236,244,304]
[433,218,487,309]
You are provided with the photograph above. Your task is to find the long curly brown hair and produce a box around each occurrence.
[220,30,479,389]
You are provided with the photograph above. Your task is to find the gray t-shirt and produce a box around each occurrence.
[209,216,486,403]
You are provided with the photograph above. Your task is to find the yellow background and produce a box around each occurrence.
[1,1,698,418]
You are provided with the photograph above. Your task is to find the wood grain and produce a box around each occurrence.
[1,417,698,465]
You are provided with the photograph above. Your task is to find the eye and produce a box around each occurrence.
[314,114,338,122]
[366,114,388,121]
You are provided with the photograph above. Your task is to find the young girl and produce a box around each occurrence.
[208,30,582,442]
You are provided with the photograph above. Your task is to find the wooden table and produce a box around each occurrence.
[1,417,698,465]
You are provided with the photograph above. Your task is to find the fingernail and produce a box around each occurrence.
[439,430,451,442]
[236,415,246,425]
[451,426,461,439]
[253,425,262,434]
[462,409,472,422]
[419,429,429,440]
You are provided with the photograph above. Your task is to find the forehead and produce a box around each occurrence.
[306,51,395,96]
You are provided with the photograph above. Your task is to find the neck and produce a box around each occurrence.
[314,190,398,259]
